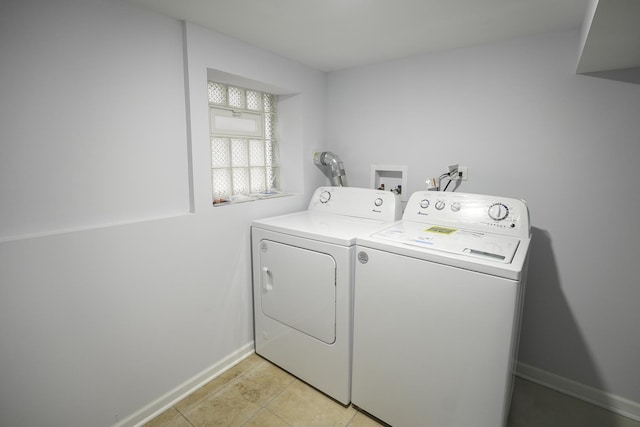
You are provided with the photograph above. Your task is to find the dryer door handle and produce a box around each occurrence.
[262,267,273,292]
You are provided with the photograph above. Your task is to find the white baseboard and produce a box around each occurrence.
[113,342,255,427]
[516,362,640,422]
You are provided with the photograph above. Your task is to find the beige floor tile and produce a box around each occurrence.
[268,379,357,427]
[143,407,191,427]
[181,385,261,427]
[176,353,263,413]
[347,411,389,427]
[144,357,640,427]
[242,408,291,427]
[229,359,297,406]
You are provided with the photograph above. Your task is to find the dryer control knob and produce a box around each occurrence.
[451,202,461,212]
[319,190,331,204]
[419,199,430,209]
[374,198,383,207]
[435,200,445,210]
[488,203,509,221]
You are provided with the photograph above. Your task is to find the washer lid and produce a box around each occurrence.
[372,221,520,264]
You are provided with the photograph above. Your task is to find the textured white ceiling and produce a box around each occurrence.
[126,0,591,71]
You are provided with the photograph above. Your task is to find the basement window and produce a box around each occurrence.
[208,81,280,205]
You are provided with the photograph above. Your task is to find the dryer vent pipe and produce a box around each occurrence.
[313,151,348,187]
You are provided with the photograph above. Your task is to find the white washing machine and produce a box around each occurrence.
[251,186,400,404]
[352,191,531,427]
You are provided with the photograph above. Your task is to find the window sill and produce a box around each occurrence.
[213,192,292,206]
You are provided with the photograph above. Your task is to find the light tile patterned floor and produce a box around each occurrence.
[144,354,384,427]
[145,353,640,427]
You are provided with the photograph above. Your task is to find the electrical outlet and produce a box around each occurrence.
[458,166,468,181]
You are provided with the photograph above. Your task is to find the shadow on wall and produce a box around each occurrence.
[581,68,640,85]
[511,227,619,426]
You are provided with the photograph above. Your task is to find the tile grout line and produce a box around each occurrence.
[161,355,383,427]
[234,359,298,426]
[173,406,196,427]
[176,356,268,426]
[239,407,294,427]
[267,407,294,427]
[262,374,363,427]
[343,409,358,427]
[258,373,298,408]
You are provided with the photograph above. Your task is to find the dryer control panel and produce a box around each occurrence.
[403,191,530,238]
[308,187,401,221]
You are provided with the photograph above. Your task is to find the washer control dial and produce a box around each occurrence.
[319,190,331,204]
[374,198,383,207]
[451,202,461,212]
[419,199,430,209]
[488,203,509,221]
[435,200,445,210]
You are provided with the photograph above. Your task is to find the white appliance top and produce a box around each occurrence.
[357,191,531,279]
[372,221,521,263]
[252,187,401,246]
[306,186,401,221]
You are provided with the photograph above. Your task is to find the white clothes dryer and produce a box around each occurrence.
[251,186,400,404]
[352,191,531,427]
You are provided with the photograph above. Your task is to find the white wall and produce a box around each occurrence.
[0,1,326,426]
[0,0,189,239]
[327,30,640,406]
[184,22,328,212]
[3,1,638,424]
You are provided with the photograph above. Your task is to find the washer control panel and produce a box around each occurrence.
[403,191,530,238]
[308,187,401,221]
